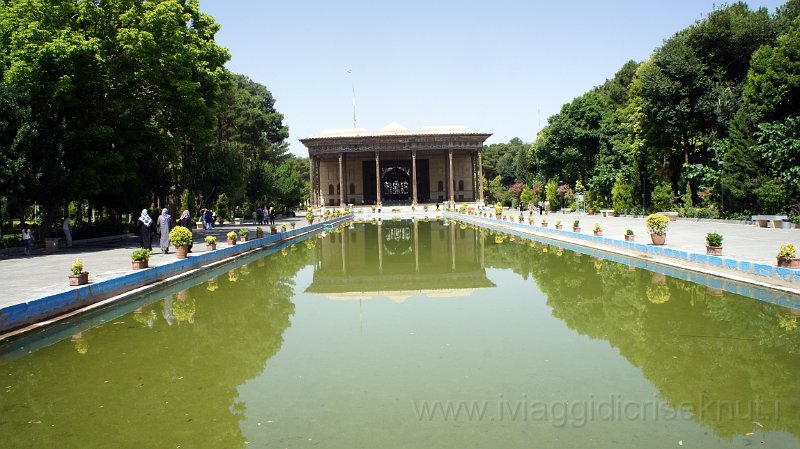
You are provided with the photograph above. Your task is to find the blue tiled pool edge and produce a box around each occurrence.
[0,216,352,334]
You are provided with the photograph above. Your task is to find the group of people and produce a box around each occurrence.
[255,206,275,226]
[137,208,194,254]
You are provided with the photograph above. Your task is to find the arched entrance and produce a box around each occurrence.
[382,167,411,204]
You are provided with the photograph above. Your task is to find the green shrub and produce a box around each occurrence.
[706,232,723,247]
[651,183,675,212]
[626,229,634,235]
[204,235,216,245]
[238,228,249,237]
[611,173,634,214]
[777,243,796,259]
[646,213,669,235]
[226,231,237,241]
[573,220,580,228]
[71,258,84,275]
[131,248,151,262]
[169,226,193,247]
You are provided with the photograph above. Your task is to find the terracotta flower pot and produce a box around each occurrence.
[777,257,800,268]
[594,230,603,236]
[131,260,149,270]
[556,224,563,229]
[227,239,236,246]
[270,229,277,235]
[239,235,248,242]
[573,227,581,233]
[68,272,89,286]
[706,246,723,256]
[175,245,189,259]
[206,243,216,251]
[650,233,666,245]
[624,234,635,241]
[542,223,548,228]
[256,231,264,239]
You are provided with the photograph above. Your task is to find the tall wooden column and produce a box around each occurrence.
[411,149,418,205]
[448,149,455,205]
[375,151,381,205]
[308,157,315,208]
[315,157,321,207]
[477,150,485,205]
[338,152,345,207]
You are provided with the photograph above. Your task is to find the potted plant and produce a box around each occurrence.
[238,228,249,242]
[169,226,193,259]
[518,214,524,223]
[306,209,315,224]
[706,232,723,256]
[217,216,225,225]
[131,248,151,269]
[624,229,635,241]
[270,224,277,235]
[291,221,296,230]
[572,220,581,232]
[234,217,242,225]
[205,235,217,250]
[542,217,548,228]
[495,202,503,219]
[68,258,89,286]
[226,231,237,245]
[555,219,563,230]
[593,223,603,236]
[646,213,669,245]
[528,216,535,225]
[281,224,287,233]
[777,243,800,268]
[254,226,263,238]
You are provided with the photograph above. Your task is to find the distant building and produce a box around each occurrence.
[300,123,492,207]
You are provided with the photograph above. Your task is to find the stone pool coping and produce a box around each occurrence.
[0,215,353,338]
[448,212,800,309]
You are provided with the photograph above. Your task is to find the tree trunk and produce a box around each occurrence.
[40,203,58,241]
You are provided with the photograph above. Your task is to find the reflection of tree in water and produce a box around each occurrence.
[480,231,800,439]
[1,243,315,449]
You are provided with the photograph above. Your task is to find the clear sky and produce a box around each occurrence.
[200,0,787,156]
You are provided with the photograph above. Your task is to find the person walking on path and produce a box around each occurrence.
[178,210,194,253]
[203,208,214,230]
[137,209,154,250]
[256,206,264,225]
[62,216,73,247]
[22,223,33,256]
[157,208,172,254]
[268,206,275,225]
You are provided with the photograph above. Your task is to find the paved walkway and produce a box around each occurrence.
[0,216,304,309]
[500,210,798,266]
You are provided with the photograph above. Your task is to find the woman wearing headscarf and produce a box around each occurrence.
[178,209,194,253]
[157,208,172,254]
[137,209,154,250]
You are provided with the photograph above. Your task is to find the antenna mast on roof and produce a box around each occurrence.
[348,69,357,128]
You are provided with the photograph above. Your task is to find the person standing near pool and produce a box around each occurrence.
[62,216,73,247]
[178,209,194,253]
[22,223,33,256]
[137,209,154,250]
[157,208,172,254]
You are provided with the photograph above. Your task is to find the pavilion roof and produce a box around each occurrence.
[301,122,491,141]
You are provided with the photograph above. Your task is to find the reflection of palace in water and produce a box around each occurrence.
[306,220,493,300]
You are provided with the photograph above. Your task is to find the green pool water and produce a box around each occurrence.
[1,219,799,448]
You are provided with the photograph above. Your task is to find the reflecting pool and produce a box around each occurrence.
[1,220,799,448]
